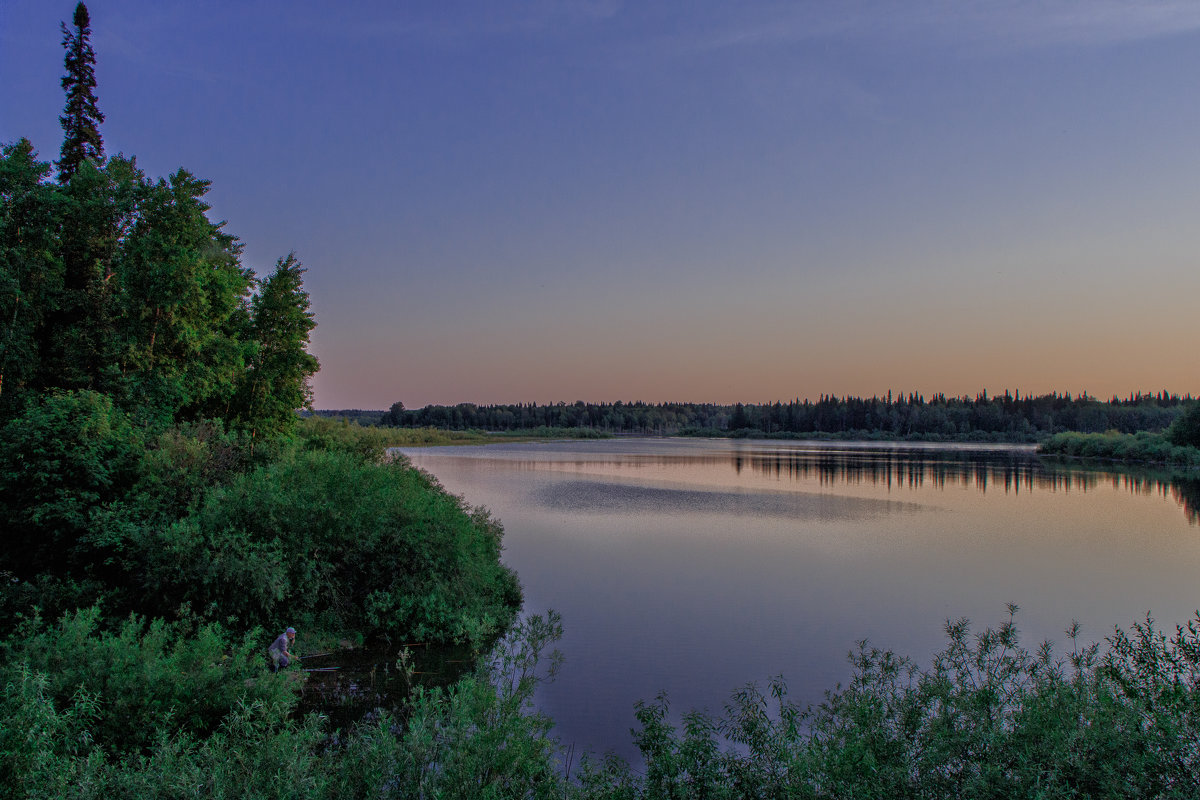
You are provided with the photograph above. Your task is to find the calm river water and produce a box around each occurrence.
[397,438,1200,762]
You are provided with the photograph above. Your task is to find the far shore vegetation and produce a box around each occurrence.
[1035,400,1200,468]
[318,391,1200,468]
[364,390,1191,440]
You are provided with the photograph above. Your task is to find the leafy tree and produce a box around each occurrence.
[0,139,61,417]
[1166,401,1200,449]
[110,167,255,422]
[380,399,406,426]
[233,253,319,437]
[57,2,104,183]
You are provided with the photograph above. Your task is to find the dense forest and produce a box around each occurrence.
[375,391,1191,441]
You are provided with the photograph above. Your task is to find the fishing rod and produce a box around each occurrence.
[299,651,336,660]
[302,667,340,673]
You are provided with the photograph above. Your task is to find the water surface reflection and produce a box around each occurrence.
[398,439,1200,762]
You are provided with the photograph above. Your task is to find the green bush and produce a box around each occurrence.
[5,606,1200,798]
[0,612,568,800]
[0,391,143,581]
[142,447,521,643]
[1039,430,1200,467]
[330,612,567,799]
[0,671,328,800]
[296,415,396,462]
[133,421,253,517]
[590,606,1200,799]
[0,607,299,757]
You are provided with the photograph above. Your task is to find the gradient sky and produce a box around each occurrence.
[3,1,1198,409]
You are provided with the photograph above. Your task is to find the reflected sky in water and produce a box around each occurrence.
[398,438,1200,762]
[536,480,919,520]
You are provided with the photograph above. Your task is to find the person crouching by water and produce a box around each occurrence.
[269,626,297,672]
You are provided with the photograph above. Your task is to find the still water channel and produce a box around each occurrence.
[397,438,1200,762]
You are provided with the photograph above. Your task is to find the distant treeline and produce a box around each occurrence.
[365,391,1193,441]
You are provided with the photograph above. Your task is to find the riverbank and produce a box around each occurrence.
[385,425,612,446]
[1039,430,1200,468]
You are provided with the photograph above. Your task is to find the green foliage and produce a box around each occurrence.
[0,607,300,757]
[1100,614,1200,790]
[0,612,567,800]
[505,426,611,440]
[0,390,141,581]
[334,612,567,799]
[1039,430,1200,467]
[383,392,1191,440]
[0,139,61,416]
[375,426,519,446]
[5,605,1200,798]
[1165,402,1200,449]
[296,415,395,461]
[595,607,1200,799]
[110,167,254,423]
[143,445,521,643]
[132,420,253,516]
[0,671,326,800]
[0,147,311,434]
[0,11,532,797]
[0,142,284,429]
[40,156,138,395]
[232,253,319,438]
[0,664,102,798]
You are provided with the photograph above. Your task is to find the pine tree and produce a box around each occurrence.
[57,2,104,182]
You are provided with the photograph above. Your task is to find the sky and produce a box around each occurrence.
[2,1,1199,409]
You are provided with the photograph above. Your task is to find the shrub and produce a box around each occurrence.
[296,415,396,462]
[332,612,567,798]
[0,607,299,756]
[0,391,142,580]
[1039,430,1200,468]
[142,447,521,643]
[601,606,1200,799]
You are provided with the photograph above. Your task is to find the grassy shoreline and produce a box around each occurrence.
[1038,430,1200,469]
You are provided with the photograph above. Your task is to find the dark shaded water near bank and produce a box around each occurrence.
[295,639,478,727]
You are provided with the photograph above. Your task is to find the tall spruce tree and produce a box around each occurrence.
[57,2,104,183]
[40,3,119,393]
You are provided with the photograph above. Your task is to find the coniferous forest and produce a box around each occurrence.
[3,6,1200,798]
[376,391,1191,440]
